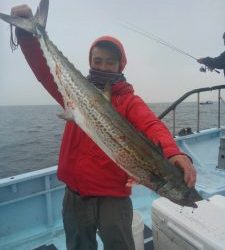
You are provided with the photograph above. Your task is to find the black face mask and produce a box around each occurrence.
[87,69,126,89]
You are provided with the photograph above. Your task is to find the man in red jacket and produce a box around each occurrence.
[12,5,196,250]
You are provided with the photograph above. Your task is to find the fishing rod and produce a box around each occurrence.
[121,22,220,74]
[220,96,225,104]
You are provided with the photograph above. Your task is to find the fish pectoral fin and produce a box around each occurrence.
[57,109,74,121]
[102,82,112,101]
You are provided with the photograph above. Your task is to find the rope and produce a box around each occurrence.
[10,25,19,51]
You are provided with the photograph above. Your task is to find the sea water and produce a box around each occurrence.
[0,102,224,178]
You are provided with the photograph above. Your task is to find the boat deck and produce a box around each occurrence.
[176,127,225,198]
[0,176,156,250]
[1,127,225,250]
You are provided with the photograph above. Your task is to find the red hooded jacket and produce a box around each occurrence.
[17,33,183,197]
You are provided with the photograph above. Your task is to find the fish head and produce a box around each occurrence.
[172,187,203,208]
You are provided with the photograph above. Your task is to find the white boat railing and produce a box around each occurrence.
[158,84,225,136]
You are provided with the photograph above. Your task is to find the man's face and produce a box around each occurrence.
[91,47,120,73]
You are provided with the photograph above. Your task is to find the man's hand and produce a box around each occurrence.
[11,4,33,18]
[197,58,204,64]
[125,155,196,188]
[197,58,214,71]
[169,155,196,188]
[125,176,139,187]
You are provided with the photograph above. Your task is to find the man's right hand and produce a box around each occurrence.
[11,4,33,18]
[197,58,215,71]
[197,58,205,64]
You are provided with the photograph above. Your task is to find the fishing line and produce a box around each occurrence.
[121,22,220,74]
[121,21,197,60]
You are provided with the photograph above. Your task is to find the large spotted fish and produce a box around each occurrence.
[0,0,202,207]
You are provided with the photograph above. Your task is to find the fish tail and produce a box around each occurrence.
[0,0,49,34]
[34,0,49,31]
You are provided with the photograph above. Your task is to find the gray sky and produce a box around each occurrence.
[1,0,225,106]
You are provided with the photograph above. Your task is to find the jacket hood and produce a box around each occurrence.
[89,36,127,72]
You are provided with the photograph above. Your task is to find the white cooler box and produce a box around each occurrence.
[152,195,225,250]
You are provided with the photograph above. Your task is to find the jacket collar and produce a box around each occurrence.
[111,81,134,96]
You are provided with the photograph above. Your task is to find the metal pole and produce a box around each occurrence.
[218,89,221,128]
[197,93,200,132]
[173,109,176,137]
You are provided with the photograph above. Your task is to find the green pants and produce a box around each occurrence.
[62,187,135,250]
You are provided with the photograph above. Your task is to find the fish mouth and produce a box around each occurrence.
[153,178,203,208]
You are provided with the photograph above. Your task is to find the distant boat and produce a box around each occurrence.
[200,100,213,105]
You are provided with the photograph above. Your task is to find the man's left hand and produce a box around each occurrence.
[169,155,196,188]
[125,155,196,188]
